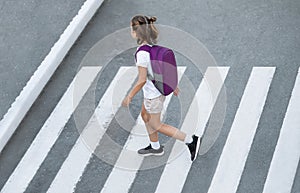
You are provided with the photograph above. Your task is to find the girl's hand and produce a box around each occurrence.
[122,95,132,107]
[173,87,180,96]
[122,66,146,107]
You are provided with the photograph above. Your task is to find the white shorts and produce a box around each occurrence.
[143,95,166,114]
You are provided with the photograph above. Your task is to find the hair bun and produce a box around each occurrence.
[149,16,157,23]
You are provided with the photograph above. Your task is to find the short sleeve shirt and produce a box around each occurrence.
[136,47,162,99]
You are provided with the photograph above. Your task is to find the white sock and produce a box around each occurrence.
[150,141,160,150]
[184,135,193,144]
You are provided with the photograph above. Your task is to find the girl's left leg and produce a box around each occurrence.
[149,112,201,161]
[148,113,187,142]
[140,96,200,160]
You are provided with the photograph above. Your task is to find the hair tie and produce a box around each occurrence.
[143,16,149,25]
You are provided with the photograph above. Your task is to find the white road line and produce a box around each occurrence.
[263,68,300,193]
[0,0,104,153]
[100,67,186,193]
[207,67,276,193]
[155,67,229,193]
[46,67,137,193]
[0,66,101,193]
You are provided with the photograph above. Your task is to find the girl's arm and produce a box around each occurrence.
[173,86,180,96]
[122,66,147,106]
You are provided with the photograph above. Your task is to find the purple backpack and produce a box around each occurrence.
[135,45,178,96]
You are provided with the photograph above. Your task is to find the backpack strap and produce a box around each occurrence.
[134,44,155,81]
[134,45,152,61]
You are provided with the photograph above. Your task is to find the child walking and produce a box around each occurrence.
[122,15,201,161]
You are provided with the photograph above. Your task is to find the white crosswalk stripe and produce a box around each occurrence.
[263,67,300,193]
[0,66,101,193]
[47,67,137,193]
[207,67,275,193]
[155,67,229,193]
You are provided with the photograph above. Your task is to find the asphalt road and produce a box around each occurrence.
[0,0,300,193]
[0,0,86,120]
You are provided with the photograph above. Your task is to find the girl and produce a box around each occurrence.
[122,15,200,161]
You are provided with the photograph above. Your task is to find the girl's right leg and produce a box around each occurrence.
[141,103,158,142]
[138,104,164,156]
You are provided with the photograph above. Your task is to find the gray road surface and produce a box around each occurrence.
[0,0,86,120]
[0,0,300,192]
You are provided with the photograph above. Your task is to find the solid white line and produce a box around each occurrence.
[46,67,137,193]
[0,66,101,193]
[0,0,104,153]
[263,68,300,193]
[155,67,229,193]
[207,67,276,193]
[100,67,186,193]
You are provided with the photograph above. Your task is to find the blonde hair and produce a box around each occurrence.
[131,15,158,45]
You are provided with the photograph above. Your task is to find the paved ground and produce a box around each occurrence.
[0,0,86,120]
[0,0,300,192]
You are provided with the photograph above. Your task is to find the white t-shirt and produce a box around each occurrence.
[136,48,162,99]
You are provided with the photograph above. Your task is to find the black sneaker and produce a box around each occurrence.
[137,144,164,156]
[186,135,201,161]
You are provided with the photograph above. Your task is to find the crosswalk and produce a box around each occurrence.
[0,66,101,193]
[1,66,299,193]
[263,68,300,193]
[207,67,275,193]
[155,67,229,193]
[47,67,137,193]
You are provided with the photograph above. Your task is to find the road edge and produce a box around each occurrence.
[0,0,105,153]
